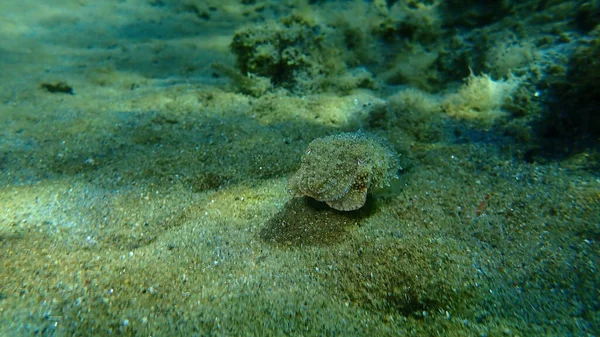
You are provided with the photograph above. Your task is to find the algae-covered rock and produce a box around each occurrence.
[287,132,399,211]
[230,15,331,92]
[229,14,375,94]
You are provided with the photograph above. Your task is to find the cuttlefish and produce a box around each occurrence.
[287,132,400,211]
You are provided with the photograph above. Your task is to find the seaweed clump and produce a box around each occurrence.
[442,72,521,125]
[230,15,372,93]
[287,132,400,211]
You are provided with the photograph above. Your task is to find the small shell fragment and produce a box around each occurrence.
[287,132,399,211]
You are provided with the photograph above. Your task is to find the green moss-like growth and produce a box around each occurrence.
[230,15,337,92]
[230,14,377,94]
[387,88,444,142]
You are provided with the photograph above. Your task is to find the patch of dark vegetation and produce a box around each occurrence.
[533,33,600,160]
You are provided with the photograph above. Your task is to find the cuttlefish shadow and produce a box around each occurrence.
[259,196,376,246]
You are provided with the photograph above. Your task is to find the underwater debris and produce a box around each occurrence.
[287,132,399,211]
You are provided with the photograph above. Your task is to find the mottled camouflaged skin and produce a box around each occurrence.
[287,132,399,211]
